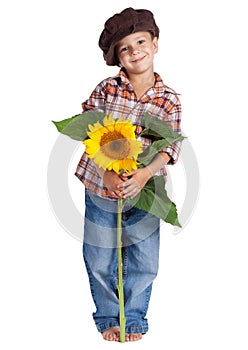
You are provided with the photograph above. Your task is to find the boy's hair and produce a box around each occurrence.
[99,7,159,66]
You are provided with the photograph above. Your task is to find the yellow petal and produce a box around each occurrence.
[103,114,115,126]
[112,160,121,174]
[88,121,104,132]
[84,139,100,155]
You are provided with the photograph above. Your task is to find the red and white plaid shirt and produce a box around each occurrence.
[75,69,182,200]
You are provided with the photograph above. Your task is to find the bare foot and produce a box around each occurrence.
[102,327,120,341]
[102,327,141,342]
[126,333,143,342]
[102,327,129,342]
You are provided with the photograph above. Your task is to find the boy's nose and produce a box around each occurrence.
[130,46,140,55]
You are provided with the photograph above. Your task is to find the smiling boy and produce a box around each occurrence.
[116,31,158,100]
[75,7,182,342]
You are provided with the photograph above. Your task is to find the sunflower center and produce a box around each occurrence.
[100,131,131,159]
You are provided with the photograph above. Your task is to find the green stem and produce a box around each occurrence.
[117,198,126,343]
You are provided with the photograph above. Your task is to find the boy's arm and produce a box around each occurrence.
[145,151,171,177]
[163,97,182,164]
[81,80,107,113]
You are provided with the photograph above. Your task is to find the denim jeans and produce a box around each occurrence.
[83,189,160,334]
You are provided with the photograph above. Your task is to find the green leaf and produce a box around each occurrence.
[52,110,106,141]
[52,115,78,133]
[141,112,185,141]
[138,139,172,166]
[138,112,185,166]
[129,176,181,227]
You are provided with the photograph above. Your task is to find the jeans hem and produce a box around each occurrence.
[97,321,120,333]
[96,322,148,335]
[125,326,148,334]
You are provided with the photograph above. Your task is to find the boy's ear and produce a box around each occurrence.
[153,36,158,53]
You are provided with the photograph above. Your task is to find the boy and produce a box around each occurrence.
[75,7,181,342]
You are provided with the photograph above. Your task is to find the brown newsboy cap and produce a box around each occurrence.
[99,7,159,66]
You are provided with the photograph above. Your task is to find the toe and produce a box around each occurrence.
[128,333,142,341]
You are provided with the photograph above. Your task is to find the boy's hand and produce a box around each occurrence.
[103,170,126,198]
[117,168,152,199]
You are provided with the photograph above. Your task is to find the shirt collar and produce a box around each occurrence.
[115,68,170,98]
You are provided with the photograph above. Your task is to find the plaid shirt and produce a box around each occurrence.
[75,69,182,200]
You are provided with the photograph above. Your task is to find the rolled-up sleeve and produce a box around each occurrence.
[164,96,182,164]
[81,81,107,112]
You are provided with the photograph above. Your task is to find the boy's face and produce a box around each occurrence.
[116,31,158,74]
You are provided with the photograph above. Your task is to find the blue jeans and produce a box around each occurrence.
[83,190,160,334]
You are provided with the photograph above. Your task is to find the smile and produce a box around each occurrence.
[131,56,146,63]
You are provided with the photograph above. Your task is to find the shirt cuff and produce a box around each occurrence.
[162,140,182,165]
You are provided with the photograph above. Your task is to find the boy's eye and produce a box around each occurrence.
[138,40,145,45]
[120,46,128,53]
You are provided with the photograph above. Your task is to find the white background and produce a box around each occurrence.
[1,0,247,349]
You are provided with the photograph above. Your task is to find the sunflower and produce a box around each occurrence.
[83,115,142,174]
